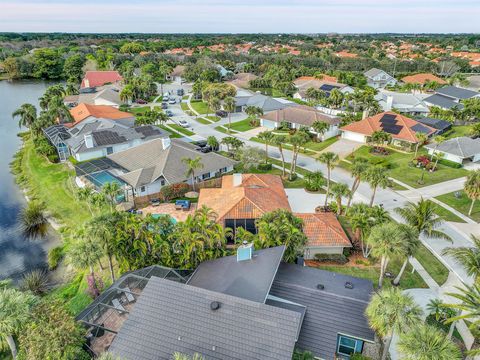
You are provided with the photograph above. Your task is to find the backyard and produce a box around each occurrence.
[437,191,480,222]
[346,146,468,188]
[443,125,472,139]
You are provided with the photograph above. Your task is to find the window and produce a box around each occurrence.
[337,335,363,357]
[160,179,165,186]
[140,186,146,193]
[202,173,210,180]
[106,147,113,155]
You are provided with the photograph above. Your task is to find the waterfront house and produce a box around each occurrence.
[81,70,123,89]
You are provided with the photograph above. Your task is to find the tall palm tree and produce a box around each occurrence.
[317,151,339,207]
[365,165,390,207]
[0,287,37,359]
[273,135,287,177]
[346,158,369,211]
[223,96,236,133]
[395,198,451,241]
[120,84,134,104]
[12,103,37,130]
[182,156,204,192]
[366,287,422,360]
[89,214,118,282]
[464,170,480,216]
[207,135,219,151]
[443,235,480,281]
[257,131,274,164]
[288,131,310,179]
[397,324,461,360]
[47,95,74,124]
[102,181,121,211]
[328,182,351,216]
[366,222,408,287]
[413,132,428,159]
[19,201,49,240]
[311,121,329,141]
[392,224,420,286]
[429,135,446,161]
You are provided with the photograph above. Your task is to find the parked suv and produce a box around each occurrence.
[216,110,228,118]
[177,89,184,96]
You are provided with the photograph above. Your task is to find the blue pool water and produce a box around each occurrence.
[151,213,177,224]
[86,171,126,202]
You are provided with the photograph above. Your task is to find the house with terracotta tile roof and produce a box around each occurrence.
[197,173,352,255]
[81,71,123,89]
[68,103,135,128]
[401,73,447,86]
[340,111,436,147]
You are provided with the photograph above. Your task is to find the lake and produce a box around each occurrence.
[0,80,59,281]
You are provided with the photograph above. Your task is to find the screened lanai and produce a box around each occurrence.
[76,265,194,356]
[43,124,71,161]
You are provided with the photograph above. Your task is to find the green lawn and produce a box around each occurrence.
[206,115,221,122]
[167,124,195,136]
[348,146,468,188]
[437,191,480,222]
[224,117,258,132]
[314,256,427,290]
[214,125,238,134]
[158,125,182,138]
[195,117,212,125]
[415,243,450,286]
[180,102,189,111]
[190,100,210,115]
[428,200,467,223]
[444,125,472,139]
[251,137,316,156]
[303,136,339,152]
[129,106,149,115]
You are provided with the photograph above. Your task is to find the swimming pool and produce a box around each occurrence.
[151,213,177,224]
[85,171,127,202]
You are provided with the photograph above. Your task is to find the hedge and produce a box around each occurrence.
[437,158,463,169]
[314,253,348,264]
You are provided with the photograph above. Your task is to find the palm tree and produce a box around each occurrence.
[366,287,422,360]
[328,182,351,215]
[392,224,420,286]
[397,324,461,360]
[366,222,408,287]
[288,131,310,179]
[304,171,325,192]
[223,96,236,133]
[395,198,451,241]
[0,287,37,359]
[365,165,390,207]
[443,235,480,281]
[12,103,37,130]
[427,298,457,339]
[47,96,74,124]
[464,170,480,216]
[311,121,329,141]
[102,181,121,211]
[19,201,49,240]
[257,131,274,164]
[429,135,446,161]
[182,156,204,192]
[273,135,287,177]
[207,135,219,151]
[120,84,134,104]
[444,283,480,340]
[207,97,221,118]
[413,132,428,159]
[346,158,369,211]
[317,152,339,207]
[369,130,391,148]
[89,214,118,282]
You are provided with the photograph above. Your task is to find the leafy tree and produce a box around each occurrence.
[119,42,145,54]
[257,131,274,164]
[2,57,21,80]
[223,96,236,133]
[397,324,461,360]
[392,224,420,286]
[328,182,351,215]
[32,48,64,79]
[0,288,37,359]
[182,156,204,192]
[414,132,428,158]
[256,209,308,262]
[238,146,265,170]
[317,151,339,207]
[17,300,87,360]
[304,171,325,192]
[365,165,390,206]
[395,198,451,241]
[464,170,480,216]
[12,104,37,131]
[470,122,480,138]
[63,54,85,82]
[311,121,329,140]
[366,288,422,360]
[443,235,480,281]
[19,201,49,240]
[172,353,204,360]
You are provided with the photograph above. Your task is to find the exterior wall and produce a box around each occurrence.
[93,98,120,108]
[427,148,464,164]
[341,131,366,143]
[304,246,344,259]
[473,153,480,162]
[260,119,278,129]
[321,125,340,140]
[72,138,160,162]
[134,178,165,197]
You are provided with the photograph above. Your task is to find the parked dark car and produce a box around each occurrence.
[165,110,174,117]
[136,99,147,104]
[193,140,208,147]
[216,110,228,118]
[161,102,168,109]
[196,145,212,153]
[177,89,184,96]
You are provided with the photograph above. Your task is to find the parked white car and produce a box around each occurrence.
[178,120,189,128]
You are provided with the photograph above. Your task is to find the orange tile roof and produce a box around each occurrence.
[335,51,358,58]
[401,73,447,85]
[81,71,122,89]
[295,213,351,248]
[295,74,338,83]
[197,174,291,223]
[340,111,436,143]
[68,103,133,127]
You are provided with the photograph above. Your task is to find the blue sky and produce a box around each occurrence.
[0,0,479,33]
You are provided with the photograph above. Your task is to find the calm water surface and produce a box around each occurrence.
[0,80,58,281]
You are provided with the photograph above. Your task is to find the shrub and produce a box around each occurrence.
[20,269,51,296]
[257,163,272,171]
[249,118,260,127]
[48,246,64,270]
[159,182,191,201]
[314,253,348,264]
[304,171,325,191]
[351,354,372,360]
[438,158,463,169]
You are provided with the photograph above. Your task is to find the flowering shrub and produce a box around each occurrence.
[415,155,431,168]
[159,182,191,201]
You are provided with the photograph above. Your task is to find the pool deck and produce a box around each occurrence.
[142,203,197,222]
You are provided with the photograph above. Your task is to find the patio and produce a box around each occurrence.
[142,202,197,222]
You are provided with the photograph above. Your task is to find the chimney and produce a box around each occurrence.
[161,137,171,150]
[237,241,254,262]
[84,134,94,149]
[386,95,394,110]
[233,173,242,187]
[362,110,368,120]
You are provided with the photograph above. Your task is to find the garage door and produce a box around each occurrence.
[342,131,366,143]
[261,119,277,129]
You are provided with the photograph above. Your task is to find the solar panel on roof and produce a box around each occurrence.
[381,124,403,135]
[135,126,162,137]
[320,84,339,92]
[92,130,126,146]
[411,123,431,134]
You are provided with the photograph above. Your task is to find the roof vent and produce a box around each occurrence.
[317,284,325,290]
[237,241,254,262]
[344,281,354,289]
[210,301,221,311]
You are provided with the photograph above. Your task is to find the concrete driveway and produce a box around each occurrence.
[321,138,363,158]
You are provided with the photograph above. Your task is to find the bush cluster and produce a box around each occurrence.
[314,253,348,264]
[159,182,191,201]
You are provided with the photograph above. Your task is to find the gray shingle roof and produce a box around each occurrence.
[425,136,480,158]
[187,246,285,303]
[107,139,236,187]
[364,68,389,79]
[269,263,375,360]
[436,86,479,100]
[417,117,452,131]
[424,94,464,110]
[234,93,294,112]
[109,276,301,360]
